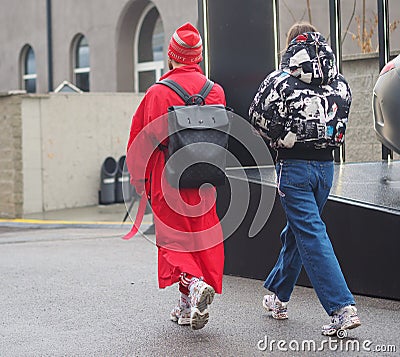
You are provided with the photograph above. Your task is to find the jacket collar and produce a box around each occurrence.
[159,64,203,80]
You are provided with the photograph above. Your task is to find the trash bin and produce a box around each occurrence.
[115,155,132,203]
[99,156,118,204]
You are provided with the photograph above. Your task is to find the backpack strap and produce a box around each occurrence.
[198,79,214,99]
[156,79,214,105]
[122,193,148,240]
[156,79,191,103]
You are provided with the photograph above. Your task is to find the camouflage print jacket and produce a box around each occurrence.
[249,32,352,159]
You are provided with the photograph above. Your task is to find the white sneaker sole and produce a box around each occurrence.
[322,318,361,336]
[190,308,209,330]
[170,314,191,325]
[343,318,361,330]
[178,316,191,325]
[190,284,215,330]
[271,311,289,320]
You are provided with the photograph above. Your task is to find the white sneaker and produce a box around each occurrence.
[189,279,215,330]
[263,294,288,320]
[170,304,191,325]
[322,305,361,336]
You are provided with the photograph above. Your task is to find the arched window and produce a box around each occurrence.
[22,46,37,93]
[73,35,90,92]
[135,6,165,92]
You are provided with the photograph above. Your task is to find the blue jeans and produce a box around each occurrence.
[264,159,355,315]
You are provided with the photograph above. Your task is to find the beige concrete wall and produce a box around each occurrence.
[20,93,143,214]
[0,94,23,218]
[21,95,44,213]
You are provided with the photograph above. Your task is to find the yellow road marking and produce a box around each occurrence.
[0,218,153,226]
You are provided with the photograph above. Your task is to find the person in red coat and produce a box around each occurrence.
[126,23,226,330]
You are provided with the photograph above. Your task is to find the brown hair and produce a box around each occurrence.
[286,22,317,47]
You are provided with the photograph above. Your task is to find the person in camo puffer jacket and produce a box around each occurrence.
[249,22,361,336]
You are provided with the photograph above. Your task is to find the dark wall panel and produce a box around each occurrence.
[199,0,277,166]
[220,181,400,301]
[206,0,276,118]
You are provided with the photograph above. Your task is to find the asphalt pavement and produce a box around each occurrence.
[0,205,399,356]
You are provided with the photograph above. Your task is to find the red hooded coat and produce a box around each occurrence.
[127,65,225,293]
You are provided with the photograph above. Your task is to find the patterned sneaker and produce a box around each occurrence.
[262,294,288,320]
[170,304,191,325]
[189,279,215,330]
[322,305,361,336]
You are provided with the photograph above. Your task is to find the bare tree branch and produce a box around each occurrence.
[299,10,307,22]
[306,0,312,24]
[282,0,297,23]
[362,0,366,48]
[342,0,357,44]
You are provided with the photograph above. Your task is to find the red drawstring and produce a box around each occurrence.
[122,194,148,240]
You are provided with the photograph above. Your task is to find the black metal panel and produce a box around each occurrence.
[199,0,277,166]
[220,162,400,300]
[322,200,399,300]
[221,183,400,300]
[205,0,276,118]
[219,183,284,280]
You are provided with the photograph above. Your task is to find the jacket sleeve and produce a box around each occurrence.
[126,97,149,194]
[327,74,352,147]
[126,88,169,194]
[249,71,291,146]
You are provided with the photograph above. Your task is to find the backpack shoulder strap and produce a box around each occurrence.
[199,79,214,99]
[156,79,190,103]
[156,78,215,104]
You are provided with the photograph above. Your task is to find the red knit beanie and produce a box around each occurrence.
[168,22,203,64]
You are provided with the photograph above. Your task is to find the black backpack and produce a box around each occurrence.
[156,79,230,189]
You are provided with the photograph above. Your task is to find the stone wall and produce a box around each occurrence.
[0,94,23,217]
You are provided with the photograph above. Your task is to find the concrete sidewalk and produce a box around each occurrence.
[0,207,399,356]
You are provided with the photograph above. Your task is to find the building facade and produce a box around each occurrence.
[2,1,400,95]
[0,0,197,94]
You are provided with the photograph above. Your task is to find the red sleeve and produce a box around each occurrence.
[127,96,146,151]
[126,88,168,194]
[126,97,148,193]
